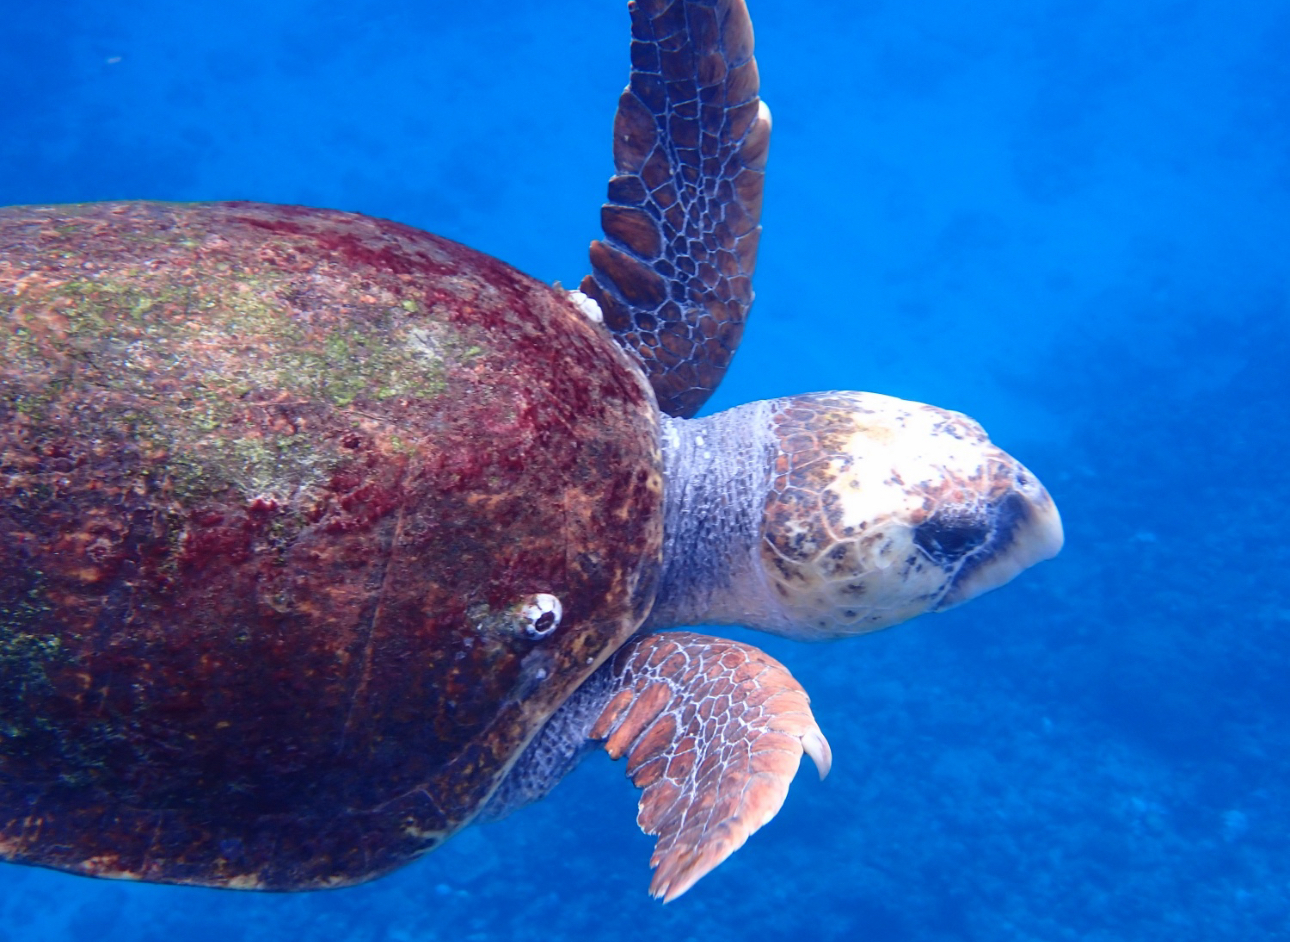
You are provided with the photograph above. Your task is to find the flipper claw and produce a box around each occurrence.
[801,726,833,780]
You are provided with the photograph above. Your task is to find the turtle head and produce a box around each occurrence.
[650,392,1063,640]
[746,391,1062,639]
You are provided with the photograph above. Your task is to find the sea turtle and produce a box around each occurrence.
[0,0,1061,902]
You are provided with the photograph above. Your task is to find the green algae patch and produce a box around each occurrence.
[223,431,340,504]
[0,571,63,742]
[2,255,475,505]
[7,261,461,408]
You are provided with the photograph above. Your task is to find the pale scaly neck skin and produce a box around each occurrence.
[646,391,1065,640]
[645,402,775,632]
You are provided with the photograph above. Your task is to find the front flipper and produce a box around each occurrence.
[592,631,831,901]
[581,0,770,419]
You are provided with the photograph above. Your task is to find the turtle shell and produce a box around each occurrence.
[0,201,664,888]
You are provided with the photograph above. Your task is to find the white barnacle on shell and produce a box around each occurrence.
[567,289,604,324]
[519,593,562,639]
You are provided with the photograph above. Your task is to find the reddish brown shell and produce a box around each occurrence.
[0,201,664,888]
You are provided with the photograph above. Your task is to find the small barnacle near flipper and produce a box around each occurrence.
[469,593,563,641]
[518,593,562,639]
[566,290,604,324]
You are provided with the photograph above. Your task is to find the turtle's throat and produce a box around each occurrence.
[646,404,774,631]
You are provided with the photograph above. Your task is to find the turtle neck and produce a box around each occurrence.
[646,402,775,631]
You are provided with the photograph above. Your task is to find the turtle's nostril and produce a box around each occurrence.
[913,513,990,564]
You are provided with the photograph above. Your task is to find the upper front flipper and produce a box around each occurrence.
[581,0,770,418]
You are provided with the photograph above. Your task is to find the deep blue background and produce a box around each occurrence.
[3,1,1289,939]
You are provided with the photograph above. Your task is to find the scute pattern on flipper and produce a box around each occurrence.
[581,0,769,418]
[590,630,831,902]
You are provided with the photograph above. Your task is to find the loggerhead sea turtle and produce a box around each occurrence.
[0,0,1061,901]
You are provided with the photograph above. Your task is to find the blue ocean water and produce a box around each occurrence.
[2,0,1288,938]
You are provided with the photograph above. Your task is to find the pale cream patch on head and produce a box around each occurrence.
[751,391,1061,640]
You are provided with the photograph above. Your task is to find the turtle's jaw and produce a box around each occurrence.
[932,467,1064,612]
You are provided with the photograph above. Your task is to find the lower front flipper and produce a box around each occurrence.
[591,630,831,901]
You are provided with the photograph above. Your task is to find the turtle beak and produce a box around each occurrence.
[934,467,1064,611]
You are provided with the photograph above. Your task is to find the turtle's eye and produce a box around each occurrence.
[913,513,990,564]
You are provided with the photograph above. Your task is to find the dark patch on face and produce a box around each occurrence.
[913,510,991,566]
[938,491,1029,587]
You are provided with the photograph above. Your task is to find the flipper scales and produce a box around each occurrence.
[582,0,769,418]
[591,630,831,901]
